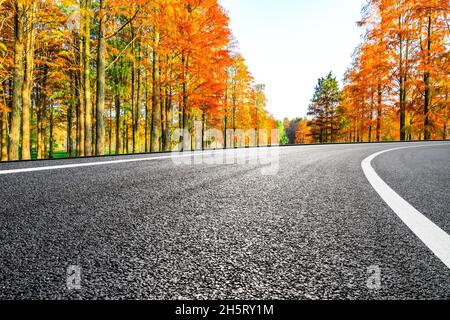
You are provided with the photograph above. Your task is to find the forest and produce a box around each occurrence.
[0,0,276,161]
[0,0,449,162]
[295,0,449,144]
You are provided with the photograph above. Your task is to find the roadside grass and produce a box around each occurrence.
[30,149,119,160]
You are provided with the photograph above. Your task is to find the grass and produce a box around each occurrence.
[30,149,121,160]
[31,150,69,160]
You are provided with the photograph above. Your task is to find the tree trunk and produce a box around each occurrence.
[190,116,195,151]
[224,84,228,149]
[133,36,141,153]
[108,104,112,155]
[115,93,120,155]
[423,13,432,141]
[232,98,236,148]
[42,116,47,158]
[77,29,85,157]
[122,117,127,154]
[399,76,406,141]
[255,104,259,147]
[125,118,129,154]
[368,87,375,142]
[1,110,7,161]
[21,1,36,160]
[180,54,189,152]
[160,65,166,151]
[36,106,41,159]
[443,92,448,140]
[49,106,53,159]
[223,113,227,149]
[68,83,74,157]
[1,82,8,160]
[330,114,332,143]
[36,65,47,159]
[75,73,82,156]
[67,107,73,157]
[202,112,206,150]
[164,86,172,151]
[398,26,406,141]
[376,82,382,141]
[145,85,150,152]
[9,1,25,160]
[84,0,92,156]
[151,34,160,152]
[95,0,106,156]
[131,29,136,151]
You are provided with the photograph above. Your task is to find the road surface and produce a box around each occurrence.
[0,142,449,299]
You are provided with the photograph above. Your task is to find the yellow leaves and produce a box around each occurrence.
[0,0,277,156]
[342,0,450,141]
[0,102,11,114]
[0,42,7,56]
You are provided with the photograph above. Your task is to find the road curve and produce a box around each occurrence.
[0,142,449,299]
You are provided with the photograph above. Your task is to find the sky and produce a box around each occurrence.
[220,0,366,120]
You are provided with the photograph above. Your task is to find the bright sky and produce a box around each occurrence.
[220,0,365,120]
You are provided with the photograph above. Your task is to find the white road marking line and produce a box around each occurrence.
[361,143,450,269]
[0,146,283,175]
[0,152,216,175]
[0,144,339,175]
[0,143,441,175]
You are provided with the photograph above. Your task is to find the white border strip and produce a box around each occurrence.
[361,144,450,269]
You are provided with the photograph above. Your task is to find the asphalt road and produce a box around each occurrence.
[0,142,449,300]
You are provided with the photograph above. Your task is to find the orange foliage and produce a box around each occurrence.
[342,0,449,141]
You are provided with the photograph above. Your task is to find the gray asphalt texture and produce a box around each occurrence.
[0,142,449,300]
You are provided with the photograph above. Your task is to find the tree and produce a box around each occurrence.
[295,119,311,144]
[0,0,278,162]
[95,0,106,155]
[9,0,25,161]
[342,0,449,142]
[275,120,288,145]
[83,0,92,156]
[307,72,342,143]
[21,0,36,160]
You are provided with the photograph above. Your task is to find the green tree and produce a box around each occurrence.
[276,120,288,145]
[307,72,342,143]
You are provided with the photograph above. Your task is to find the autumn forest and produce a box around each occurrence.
[0,0,449,161]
